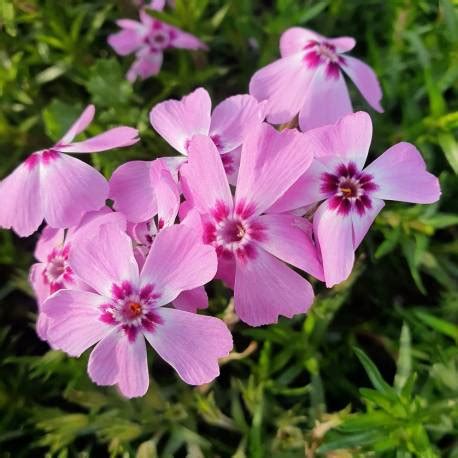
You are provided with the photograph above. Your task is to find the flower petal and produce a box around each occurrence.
[108,28,144,56]
[298,64,353,132]
[307,111,373,170]
[34,226,65,262]
[352,198,385,250]
[267,159,329,213]
[127,48,163,82]
[88,330,149,398]
[313,202,354,287]
[235,123,314,215]
[141,224,217,306]
[173,286,208,313]
[57,127,139,153]
[255,213,324,280]
[0,161,43,237]
[364,142,441,204]
[341,55,383,112]
[41,153,108,228]
[42,290,112,357]
[156,168,180,228]
[69,223,139,297]
[144,308,232,385]
[170,27,207,50]
[210,94,265,153]
[29,263,50,306]
[109,160,159,223]
[234,247,314,326]
[280,27,323,57]
[149,87,211,155]
[58,105,95,145]
[181,135,233,214]
[249,52,315,125]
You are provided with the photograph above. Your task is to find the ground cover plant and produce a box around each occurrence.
[0,0,457,457]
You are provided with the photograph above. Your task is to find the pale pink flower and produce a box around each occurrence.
[180,126,324,327]
[108,10,207,82]
[149,87,265,182]
[30,209,126,340]
[42,223,231,398]
[269,112,441,287]
[249,27,383,131]
[0,105,139,237]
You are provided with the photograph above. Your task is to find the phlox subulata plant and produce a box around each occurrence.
[0,3,441,401]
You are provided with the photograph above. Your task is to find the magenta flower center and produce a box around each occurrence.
[203,201,265,262]
[321,162,378,216]
[146,21,176,51]
[303,40,345,80]
[43,245,73,292]
[100,281,162,341]
[25,149,60,170]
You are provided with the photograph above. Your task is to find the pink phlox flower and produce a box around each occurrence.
[249,27,383,131]
[180,124,325,327]
[108,9,207,82]
[42,222,232,398]
[0,105,139,237]
[31,209,127,340]
[149,87,266,183]
[269,112,441,287]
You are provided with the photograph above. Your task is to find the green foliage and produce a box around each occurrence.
[0,0,457,456]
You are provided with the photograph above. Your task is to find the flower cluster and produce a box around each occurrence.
[0,27,440,398]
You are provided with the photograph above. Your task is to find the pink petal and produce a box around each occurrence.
[0,161,43,237]
[156,168,180,228]
[306,111,373,170]
[170,27,207,50]
[222,147,241,186]
[127,48,163,82]
[88,330,149,398]
[109,160,158,223]
[69,210,128,253]
[41,153,108,228]
[173,286,208,313]
[210,94,265,153]
[234,247,314,326]
[149,87,211,155]
[180,208,204,239]
[352,198,385,250]
[298,64,353,132]
[216,255,236,289]
[328,37,356,53]
[280,27,323,57]
[29,263,50,306]
[58,105,95,145]
[42,290,112,356]
[34,226,65,262]
[108,28,144,56]
[341,55,383,112]
[36,311,51,342]
[363,142,441,204]
[235,123,314,215]
[313,202,354,287]
[140,224,217,306]
[69,224,139,297]
[57,127,139,153]
[267,160,329,213]
[144,308,232,385]
[255,213,324,280]
[249,52,315,125]
[181,135,233,214]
